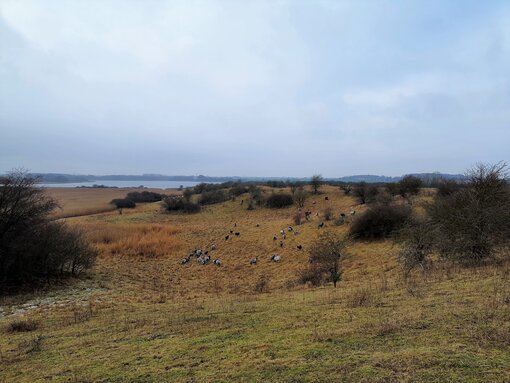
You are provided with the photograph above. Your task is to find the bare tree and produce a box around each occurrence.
[305,231,347,287]
[294,187,308,208]
[310,174,323,194]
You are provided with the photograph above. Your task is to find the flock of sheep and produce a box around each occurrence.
[179,196,357,268]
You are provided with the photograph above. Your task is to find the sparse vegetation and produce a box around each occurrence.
[1,180,509,383]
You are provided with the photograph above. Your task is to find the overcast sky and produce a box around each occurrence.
[1,0,509,177]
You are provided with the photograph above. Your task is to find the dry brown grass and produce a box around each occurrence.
[46,187,180,218]
[1,185,509,382]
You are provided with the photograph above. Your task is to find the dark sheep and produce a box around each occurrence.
[225,235,230,241]
[181,257,190,265]
[297,245,303,250]
[235,232,240,236]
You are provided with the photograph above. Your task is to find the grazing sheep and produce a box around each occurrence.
[181,257,190,265]
[340,213,346,218]
[270,255,281,262]
[297,245,303,250]
[225,235,230,241]
[287,226,293,232]
[211,244,217,250]
[273,235,277,241]
[283,234,286,240]
[350,210,356,215]
[204,250,209,255]
[318,222,324,228]
[213,259,222,266]
[198,255,211,265]
[250,257,258,265]
[280,229,285,235]
[194,249,203,257]
[325,196,329,200]
[235,232,240,236]
[280,241,284,247]
[230,230,234,234]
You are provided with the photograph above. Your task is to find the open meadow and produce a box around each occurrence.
[46,187,181,219]
[1,185,509,383]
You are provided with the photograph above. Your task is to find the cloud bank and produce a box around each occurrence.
[1,0,509,176]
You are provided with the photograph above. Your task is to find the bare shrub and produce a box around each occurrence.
[110,198,136,209]
[300,231,346,287]
[345,286,376,308]
[163,197,201,213]
[310,174,323,194]
[349,203,412,240]
[323,207,333,221]
[398,175,423,197]
[293,187,307,208]
[352,182,379,204]
[199,190,228,205]
[397,219,434,276]
[266,193,293,208]
[248,185,265,206]
[182,188,193,202]
[6,318,39,333]
[426,162,510,264]
[254,274,270,293]
[293,210,303,225]
[340,185,352,195]
[0,171,97,285]
[18,335,44,354]
[126,191,165,203]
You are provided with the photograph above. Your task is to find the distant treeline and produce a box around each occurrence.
[25,172,467,184]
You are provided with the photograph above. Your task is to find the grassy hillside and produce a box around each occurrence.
[1,186,509,382]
